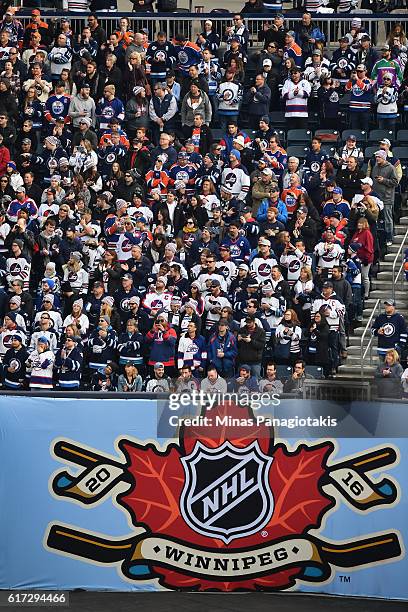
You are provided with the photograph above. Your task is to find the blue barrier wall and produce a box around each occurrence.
[0,396,406,598]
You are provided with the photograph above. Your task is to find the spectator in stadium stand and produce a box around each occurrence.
[258,15,287,50]
[283,359,313,395]
[371,299,407,360]
[281,67,311,128]
[0,6,405,392]
[375,348,403,399]
[196,21,220,54]
[294,13,325,58]
[371,149,398,246]
[345,64,373,132]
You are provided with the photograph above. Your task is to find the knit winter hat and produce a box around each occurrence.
[43,294,55,305]
[374,150,387,160]
[37,336,49,345]
[44,262,56,277]
[102,296,114,307]
[12,239,23,250]
[133,86,145,96]
[100,315,110,324]
[42,278,56,290]
[182,299,198,311]
[9,295,21,306]
[165,242,177,253]
[73,298,83,309]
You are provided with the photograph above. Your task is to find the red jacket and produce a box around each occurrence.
[0,145,10,176]
[351,228,374,264]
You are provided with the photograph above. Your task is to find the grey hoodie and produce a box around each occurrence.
[68,93,96,128]
[372,160,398,208]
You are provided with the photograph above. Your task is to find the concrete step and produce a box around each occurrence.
[336,364,376,378]
[347,344,375,354]
[343,354,376,364]
[376,272,394,280]
[369,290,407,299]
[377,260,404,271]
[387,243,404,253]
[371,280,397,289]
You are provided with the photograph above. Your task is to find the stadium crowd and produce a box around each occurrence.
[0,7,406,395]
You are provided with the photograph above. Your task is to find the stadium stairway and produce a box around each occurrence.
[336,214,408,379]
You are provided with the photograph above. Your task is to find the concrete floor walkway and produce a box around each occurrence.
[67,592,408,612]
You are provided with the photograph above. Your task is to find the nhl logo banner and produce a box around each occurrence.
[0,396,406,597]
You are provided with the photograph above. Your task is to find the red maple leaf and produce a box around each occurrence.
[118,403,335,591]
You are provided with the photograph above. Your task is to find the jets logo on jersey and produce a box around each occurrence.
[288,259,301,274]
[256,262,272,277]
[338,58,348,68]
[154,50,166,62]
[310,162,321,173]
[150,298,165,309]
[322,251,337,263]
[229,244,241,259]
[120,239,133,253]
[106,153,116,163]
[9,262,22,276]
[330,91,339,102]
[222,87,234,101]
[68,272,78,283]
[9,358,21,372]
[224,173,237,188]
[382,323,396,337]
[48,158,58,170]
[102,107,115,119]
[3,333,15,349]
[185,341,199,354]
[120,298,131,312]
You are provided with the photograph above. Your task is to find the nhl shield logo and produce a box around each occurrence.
[180,440,274,544]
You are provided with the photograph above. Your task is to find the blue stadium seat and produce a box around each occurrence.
[396,130,408,146]
[392,147,408,164]
[287,129,312,145]
[368,129,394,144]
[276,365,292,381]
[305,366,324,379]
[364,145,378,160]
[269,111,286,129]
[286,145,309,160]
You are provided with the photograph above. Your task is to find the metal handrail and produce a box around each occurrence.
[394,260,405,295]
[360,298,381,378]
[392,227,408,300]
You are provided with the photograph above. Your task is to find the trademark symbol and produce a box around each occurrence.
[261,531,268,538]
[339,575,351,583]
